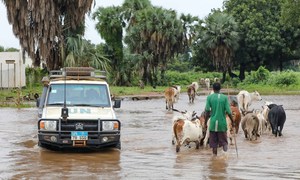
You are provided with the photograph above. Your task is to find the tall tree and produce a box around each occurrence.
[2,0,94,70]
[125,7,197,87]
[281,0,300,27]
[196,11,239,82]
[64,34,110,71]
[224,0,299,78]
[93,6,127,85]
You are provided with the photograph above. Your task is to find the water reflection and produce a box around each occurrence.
[1,95,300,179]
[208,156,228,180]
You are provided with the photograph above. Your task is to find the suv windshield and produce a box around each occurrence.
[47,84,110,107]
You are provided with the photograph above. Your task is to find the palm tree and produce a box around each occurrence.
[93,6,127,85]
[199,11,239,82]
[2,0,94,70]
[64,35,110,71]
[124,7,196,87]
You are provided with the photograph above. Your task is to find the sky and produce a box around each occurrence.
[0,0,224,49]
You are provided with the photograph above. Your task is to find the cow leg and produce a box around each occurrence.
[203,130,210,147]
[195,141,200,149]
[172,136,175,145]
[279,125,284,136]
[244,131,248,139]
[229,137,233,145]
[165,100,168,110]
[176,145,180,152]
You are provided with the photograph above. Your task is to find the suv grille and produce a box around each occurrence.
[61,120,99,131]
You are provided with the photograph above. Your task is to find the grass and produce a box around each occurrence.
[1,81,300,108]
[110,86,166,96]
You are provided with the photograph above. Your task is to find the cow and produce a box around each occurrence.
[241,113,260,141]
[187,84,196,103]
[204,78,210,90]
[202,105,240,147]
[164,87,177,111]
[237,90,262,115]
[214,77,220,83]
[171,85,181,102]
[230,104,241,134]
[172,112,203,153]
[253,109,268,136]
[199,78,205,88]
[267,104,286,137]
[171,109,197,144]
[261,101,273,132]
[191,82,199,92]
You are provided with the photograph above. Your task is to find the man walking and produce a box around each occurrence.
[205,82,234,156]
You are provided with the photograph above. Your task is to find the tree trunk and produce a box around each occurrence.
[228,67,238,79]
[239,63,246,81]
[221,70,227,83]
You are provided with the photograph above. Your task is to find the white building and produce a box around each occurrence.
[0,51,26,88]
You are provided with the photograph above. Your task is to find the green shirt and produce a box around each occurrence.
[205,92,231,132]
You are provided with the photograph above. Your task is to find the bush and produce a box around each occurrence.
[268,70,297,87]
[242,66,270,84]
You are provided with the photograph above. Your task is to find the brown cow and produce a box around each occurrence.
[164,87,176,111]
[230,104,241,134]
[187,84,196,103]
[202,104,239,147]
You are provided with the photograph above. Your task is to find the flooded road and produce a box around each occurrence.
[0,94,300,179]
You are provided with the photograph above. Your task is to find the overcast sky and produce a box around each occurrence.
[0,0,224,49]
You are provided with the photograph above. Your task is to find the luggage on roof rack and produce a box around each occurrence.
[48,67,106,80]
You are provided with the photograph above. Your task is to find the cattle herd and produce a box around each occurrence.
[165,82,287,153]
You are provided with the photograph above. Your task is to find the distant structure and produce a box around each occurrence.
[0,51,26,88]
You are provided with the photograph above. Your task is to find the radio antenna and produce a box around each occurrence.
[61,67,69,121]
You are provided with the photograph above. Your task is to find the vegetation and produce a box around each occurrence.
[1,0,300,102]
[2,0,94,70]
[1,66,300,108]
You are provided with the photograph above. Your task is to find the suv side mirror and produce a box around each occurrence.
[113,99,121,108]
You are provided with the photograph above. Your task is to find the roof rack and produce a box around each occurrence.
[49,67,106,80]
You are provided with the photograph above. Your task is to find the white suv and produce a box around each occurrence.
[36,67,121,150]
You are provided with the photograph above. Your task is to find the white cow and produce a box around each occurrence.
[204,78,210,90]
[171,85,181,102]
[261,101,273,132]
[191,82,199,92]
[237,90,262,115]
[254,109,268,135]
[172,110,203,153]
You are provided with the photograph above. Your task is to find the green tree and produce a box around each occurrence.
[195,11,239,82]
[125,7,198,87]
[281,0,300,27]
[64,34,110,71]
[93,6,127,86]
[2,0,94,70]
[224,0,299,79]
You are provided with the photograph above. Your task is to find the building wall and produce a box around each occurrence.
[0,52,26,88]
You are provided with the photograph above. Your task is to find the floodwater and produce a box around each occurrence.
[0,94,300,179]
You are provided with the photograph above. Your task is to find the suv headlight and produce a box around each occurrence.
[40,121,57,131]
[102,121,119,131]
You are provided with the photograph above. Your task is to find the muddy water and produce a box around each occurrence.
[0,94,299,179]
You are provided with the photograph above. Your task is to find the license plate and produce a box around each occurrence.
[71,131,88,140]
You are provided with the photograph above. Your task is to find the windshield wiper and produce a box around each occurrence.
[47,103,64,105]
[73,104,95,107]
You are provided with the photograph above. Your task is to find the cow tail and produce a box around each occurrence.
[242,94,245,112]
[173,121,179,143]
